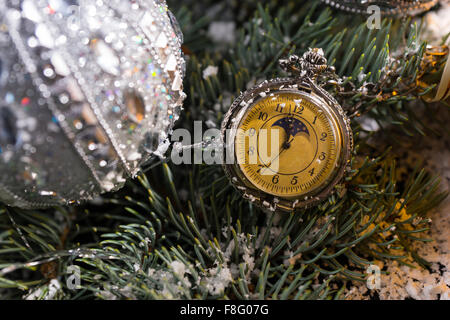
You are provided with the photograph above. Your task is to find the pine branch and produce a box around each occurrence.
[0,0,447,300]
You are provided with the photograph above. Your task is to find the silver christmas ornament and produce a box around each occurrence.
[0,0,186,208]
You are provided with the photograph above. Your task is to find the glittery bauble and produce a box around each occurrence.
[0,0,186,209]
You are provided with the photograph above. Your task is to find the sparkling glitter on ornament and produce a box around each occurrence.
[0,106,18,150]
[0,57,3,84]
[125,91,146,124]
[168,10,184,45]
[0,0,186,209]
[91,38,120,76]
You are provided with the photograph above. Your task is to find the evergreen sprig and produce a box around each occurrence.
[0,0,447,300]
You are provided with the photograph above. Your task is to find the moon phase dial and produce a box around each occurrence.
[234,91,343,200]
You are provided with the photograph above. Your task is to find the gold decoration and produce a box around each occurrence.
[417,45,450,102]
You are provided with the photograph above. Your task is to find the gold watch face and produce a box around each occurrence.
[235,91,343,198]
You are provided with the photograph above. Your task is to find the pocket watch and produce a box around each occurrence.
[221,48,353,212]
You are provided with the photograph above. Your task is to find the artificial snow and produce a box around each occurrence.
[202,65,219,80]
[345,104,450,300]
